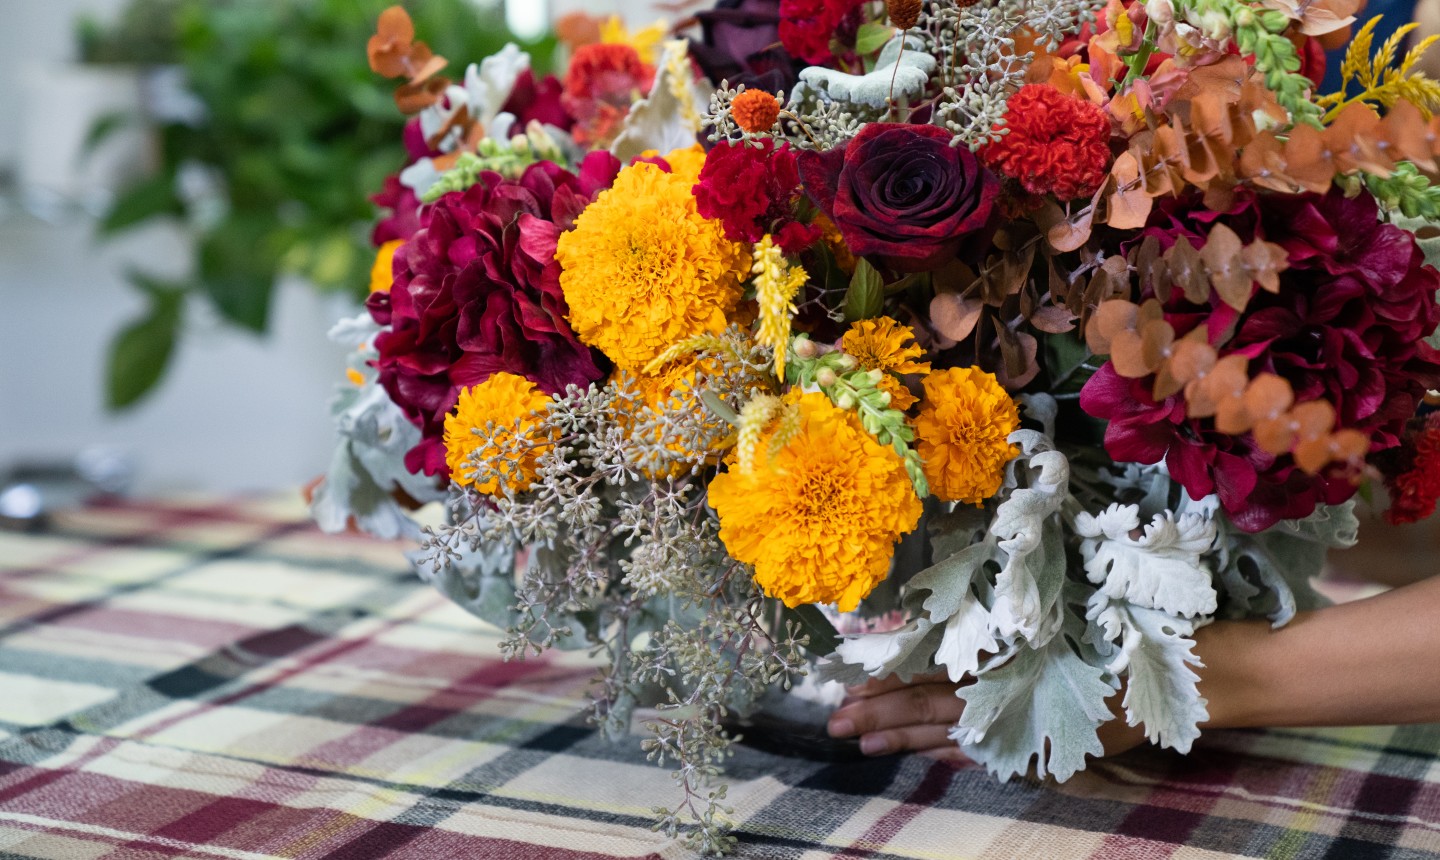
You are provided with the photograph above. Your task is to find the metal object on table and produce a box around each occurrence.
[0,447,134,531]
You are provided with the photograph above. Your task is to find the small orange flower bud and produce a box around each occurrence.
[731,88,782,134]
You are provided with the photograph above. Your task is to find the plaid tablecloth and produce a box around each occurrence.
[2,497,1439,860]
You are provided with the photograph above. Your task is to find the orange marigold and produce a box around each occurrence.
[731,88,782,134]
[557,162,748,370]
[841,316,930,410]
[443,372,552,494]
[915,366,1020,505]
[709,392,923,611]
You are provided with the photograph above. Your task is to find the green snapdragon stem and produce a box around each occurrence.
[1119,22,1158,90]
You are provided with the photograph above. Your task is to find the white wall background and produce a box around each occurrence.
[0,0,660,496]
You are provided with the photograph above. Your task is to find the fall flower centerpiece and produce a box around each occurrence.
[313,1,1440,851]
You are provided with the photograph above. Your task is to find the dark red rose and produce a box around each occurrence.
[1081,187,1440,532]
[693,139,804,245]
[798,122,999,272]
[368,156,617,477]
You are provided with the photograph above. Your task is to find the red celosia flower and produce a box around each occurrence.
[982,84,1112,201]
[562,43,655,147]
[778,0,861,65]
[694,139,806,245]
[1383,414,1440,525]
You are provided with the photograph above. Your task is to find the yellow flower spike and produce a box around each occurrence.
[708,392,923,612]
[751,235,807,379]
[369,239,404,293]
[736,394,784,475]
[600,15,667,66]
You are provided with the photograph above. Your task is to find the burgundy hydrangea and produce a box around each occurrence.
[1081,187,1440,532]
[368,153,620,477]
[798,122,999,272]
[693,139,810,249]
[502,69,573,132]
[371,174,423,246]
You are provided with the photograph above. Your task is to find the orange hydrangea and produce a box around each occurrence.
[557,162,748,370]
[708,392,922,611]
[915,367,1020,506]
[841,316,930,410]
[443,372,553,494]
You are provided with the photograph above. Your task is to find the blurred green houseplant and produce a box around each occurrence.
[90,0,552,409]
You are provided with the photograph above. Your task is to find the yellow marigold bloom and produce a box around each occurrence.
[638,143,707,185]
[557,162,748,371]
[915,367,1021,506]
[443,372,552,494]
[369,239,403,293]
[841,316,930,410]
[752,236,807,379]
[709,392,923,612]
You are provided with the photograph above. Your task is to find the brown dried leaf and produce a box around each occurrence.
[995,330,1041,390]
[1381,99,1437,171]
[1240,239,1289,294]
[1189,354,1248,419]
[1214,395,1252,435]
[1030,304,1077,334]
[1139,319,1175,370]
[1237,132,1296,193]
[1242,373,1295,422]
[1173,55,1248,104]
[1107,152,1154,229]
[1281,123,1339,194]
[368,6,416,77]
[1168,338,1217,384]
[1289,400,1337,440]
[1085,299,1139,354]
[1326,103,1394,175]
[1200,224,1252,311]
[1164,237,1210,305]
[1252,415,1296,455]
[1110,329,1155,378]
[930,292,984,342]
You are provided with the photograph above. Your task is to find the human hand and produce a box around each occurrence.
[827,672,1150,761]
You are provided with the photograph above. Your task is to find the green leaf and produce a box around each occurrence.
[783,604,842,656]
[843,258,884,322]
[99,171,182,235]
[854,21,895,55]
[81,110,136,157]
[196,220,278,332]
[106,278,185,410]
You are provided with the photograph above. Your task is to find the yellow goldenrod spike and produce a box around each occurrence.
[751,236,806,380]
[736,394,784,475]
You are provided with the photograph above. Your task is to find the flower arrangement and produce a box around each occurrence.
[313,0,1440,852]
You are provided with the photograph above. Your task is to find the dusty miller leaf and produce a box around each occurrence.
[799,37,935,109]
[988,431,1071,643]
[953,630,1116,781]
[1075,504,1218,618]
[1088,594,1209,753]
[1211,502,1357,626]
[821,618,942,685]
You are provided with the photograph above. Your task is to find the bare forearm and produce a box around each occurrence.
[1199,575,1440,730]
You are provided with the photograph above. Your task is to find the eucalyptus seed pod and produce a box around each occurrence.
[887,0,922,30]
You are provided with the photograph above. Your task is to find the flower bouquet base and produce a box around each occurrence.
[721,681,865,762]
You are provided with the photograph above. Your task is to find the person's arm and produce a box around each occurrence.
[828,574,1440,759]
